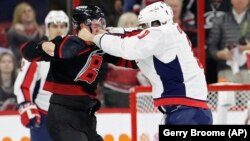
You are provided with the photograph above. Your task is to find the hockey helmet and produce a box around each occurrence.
[138,2,173,29]
[45,10,69,37]
[72,5,106,30]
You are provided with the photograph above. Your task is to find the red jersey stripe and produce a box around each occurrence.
[21,62,38,101]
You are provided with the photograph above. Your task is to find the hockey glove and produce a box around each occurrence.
[18,102,41,128]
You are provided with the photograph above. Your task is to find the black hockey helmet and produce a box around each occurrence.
[72,5,106,30]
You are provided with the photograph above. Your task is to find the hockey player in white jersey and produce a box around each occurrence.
[78,2,213,124]
[14,10,69,140]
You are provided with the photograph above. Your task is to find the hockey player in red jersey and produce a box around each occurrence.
[20,5,139,141]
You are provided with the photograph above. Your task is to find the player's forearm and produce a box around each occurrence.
[93,33,155,60]
[20,41,45,61]
[93,34,130,59]
[107,27,142,37]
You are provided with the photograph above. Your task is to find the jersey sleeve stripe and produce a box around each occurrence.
[20,62,38,101]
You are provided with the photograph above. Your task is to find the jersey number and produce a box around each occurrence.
[75,54,103,84]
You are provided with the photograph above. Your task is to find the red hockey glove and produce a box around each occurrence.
[18,102,41,128]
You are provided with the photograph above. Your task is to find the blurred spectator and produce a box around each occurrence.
[0,52,18,111]
[117,12,139,27]
[0,0,48,24]
[205,0,231,38]
[7,2,44,67]
[207,0,250,125]
[207,0,250,83]
[205,0,231,84]
[102,12,150,108]
[114,0,123,13]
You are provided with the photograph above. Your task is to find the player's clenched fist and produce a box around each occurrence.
[42,41,55,56]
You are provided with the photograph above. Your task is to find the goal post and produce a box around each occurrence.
[130,86,152,141]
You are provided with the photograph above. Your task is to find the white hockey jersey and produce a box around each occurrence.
[94,23,209,109]
[14,59,51,112]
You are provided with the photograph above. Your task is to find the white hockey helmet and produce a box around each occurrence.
[138,1,173,28]
[45,10,69,37]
